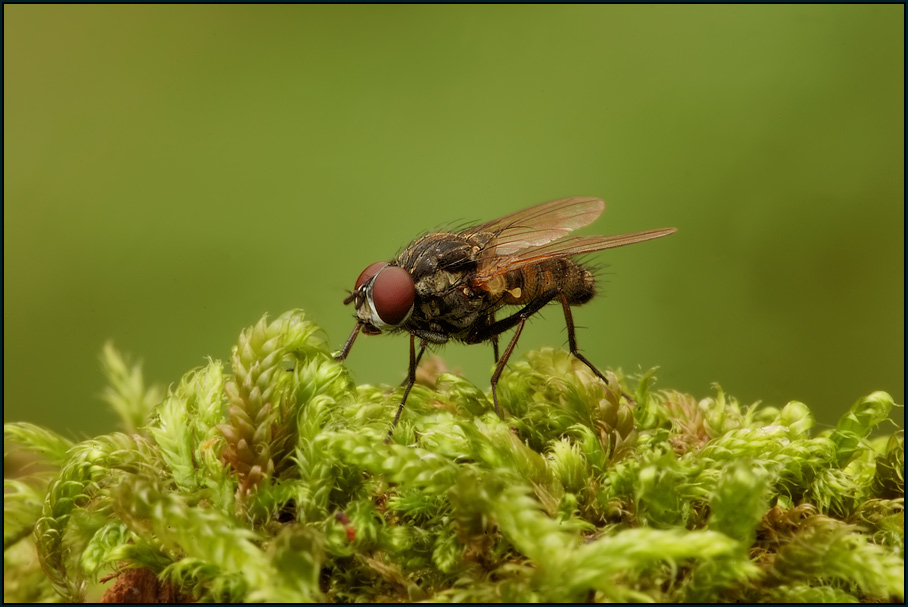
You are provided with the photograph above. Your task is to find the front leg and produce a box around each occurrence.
[335,322,362,361]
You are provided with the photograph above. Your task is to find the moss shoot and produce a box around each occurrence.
[4,310,903,602]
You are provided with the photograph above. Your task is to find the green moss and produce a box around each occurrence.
[4,310,904,602]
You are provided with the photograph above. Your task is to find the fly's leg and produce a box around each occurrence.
[399,343,428,387]
[466,291,559,418]
[489,311,500,363]
[470,290,557,342]
[335,323,362,361]
[388,334,428,441]
[489,314,528,418]
[414,346,427,368]
[559,294,636,404]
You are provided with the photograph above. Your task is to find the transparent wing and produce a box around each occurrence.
[472,228,677,283]
[461,196,606,256]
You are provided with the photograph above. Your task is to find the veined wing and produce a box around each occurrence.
[461,196,605,256]
[472,228,677,283]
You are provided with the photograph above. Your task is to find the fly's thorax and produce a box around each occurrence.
[407,266,492,340]
[397,232,480,278]
[388,231,492,341]
[397,232,480,312]
[485,258,595,306]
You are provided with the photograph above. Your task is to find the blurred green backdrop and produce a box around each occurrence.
[4,5,903,438]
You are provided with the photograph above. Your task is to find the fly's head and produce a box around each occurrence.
[343,262,416,335]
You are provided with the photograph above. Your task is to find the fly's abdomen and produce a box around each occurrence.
[492,259,595,306]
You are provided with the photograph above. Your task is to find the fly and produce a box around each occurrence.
[335,196,676,438]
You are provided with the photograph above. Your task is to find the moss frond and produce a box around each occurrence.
[99,341,165,434]
[3,310,903,603]
[218,311,353,500]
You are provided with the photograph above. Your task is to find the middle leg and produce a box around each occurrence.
[387,334,428,441]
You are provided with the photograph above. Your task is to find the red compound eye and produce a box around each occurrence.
[355,262,389,290]
[371,266,415,325]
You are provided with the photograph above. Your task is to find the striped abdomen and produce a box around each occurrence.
[480,259,595,307]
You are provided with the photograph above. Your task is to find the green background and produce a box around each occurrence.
[4,5,903,438]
